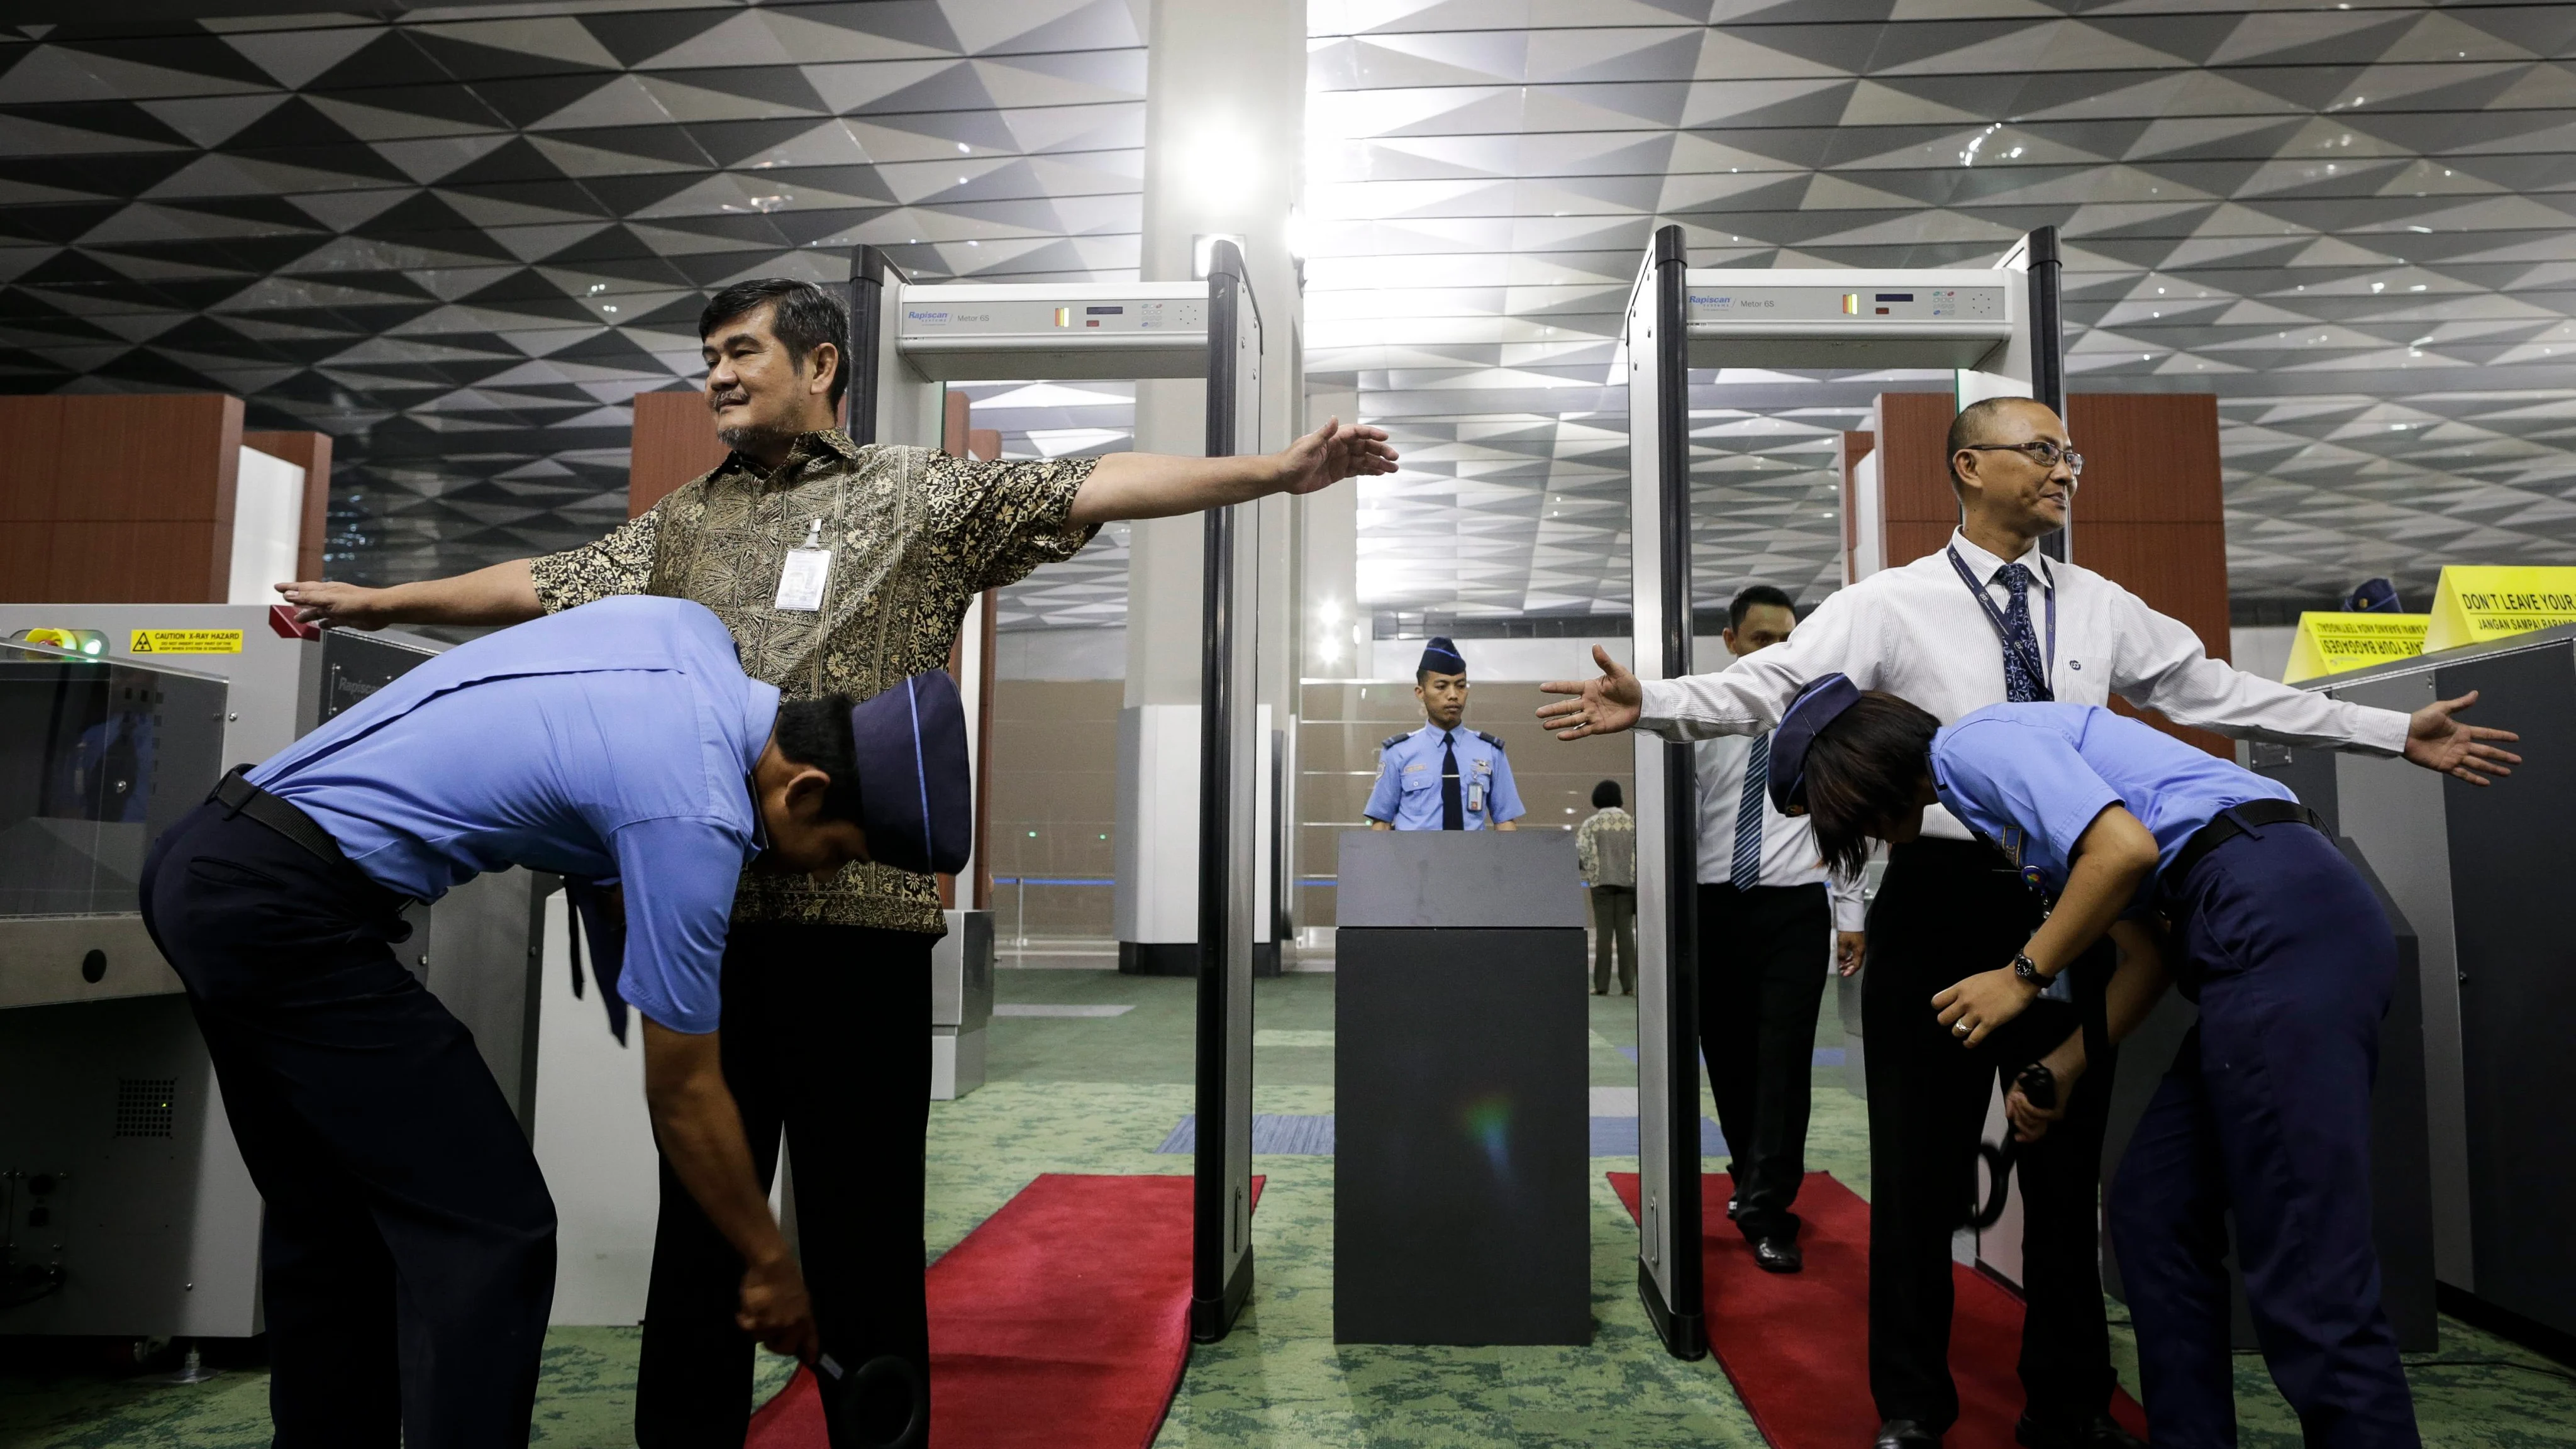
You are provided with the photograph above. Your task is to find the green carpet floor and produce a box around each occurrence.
[4,963,2572,1446]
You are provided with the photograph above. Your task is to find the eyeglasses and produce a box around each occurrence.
[1960,441,2084,477]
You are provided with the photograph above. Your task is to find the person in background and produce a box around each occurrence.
[1365,637,1524,831]
[1691,584,1867,1274]
[1575,779,1636,994]
[275,276,1398,1449]
[1779,678,2433,1449]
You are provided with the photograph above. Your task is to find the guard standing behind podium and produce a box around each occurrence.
[1365,638,1525,832]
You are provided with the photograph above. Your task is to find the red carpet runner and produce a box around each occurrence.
[1609,1171,2146,1449]
[747,1173,1260,1449]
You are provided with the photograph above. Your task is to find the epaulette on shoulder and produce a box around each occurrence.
[1475,730,1506,750]
[1382,732,1411,750]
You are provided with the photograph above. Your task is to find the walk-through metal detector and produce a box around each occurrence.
[1622,223,2063,1357]
[850,242,1264,1341]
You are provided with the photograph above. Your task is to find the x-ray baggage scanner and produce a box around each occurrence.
[0,607,560,1341]
[850,242,1265,1341]
[1621,223,2065,1357]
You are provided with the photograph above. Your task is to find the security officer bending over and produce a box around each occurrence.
[138,594,965,1449]
[1774,675,2499,1449]
[1365,636,1523,831]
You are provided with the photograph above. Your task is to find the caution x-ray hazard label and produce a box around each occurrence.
[130,628,243,654]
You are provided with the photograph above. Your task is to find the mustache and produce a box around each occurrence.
[707,389,750,412]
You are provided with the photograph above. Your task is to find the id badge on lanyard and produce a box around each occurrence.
[775,519,831,613]
[1945,546,2055,701]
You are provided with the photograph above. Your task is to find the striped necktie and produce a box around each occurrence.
[1733,733,1768,890]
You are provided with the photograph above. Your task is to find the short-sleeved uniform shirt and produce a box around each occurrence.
[1931,702,2296,908]
[250,597,777,1033]
[530,429,1098,935]
[1363,724,1526,830]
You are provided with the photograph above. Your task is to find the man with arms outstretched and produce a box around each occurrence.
[1538,396,2514,1449]
[280,277,1397,1446]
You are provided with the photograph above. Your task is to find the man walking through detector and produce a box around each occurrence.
[1536,396,2516,1449]
[1365,636,1524,831]
[138,596,970,1448]
[277,277,1395,1446]
[1692,584,1865,1275]
[1777,677,2437,1449]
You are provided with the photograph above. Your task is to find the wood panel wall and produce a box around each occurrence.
[629,389,726,517]
[2065,392,2231,757]
[242,429,333,582]
[1872,391,1958,567]
[0,394,243,602]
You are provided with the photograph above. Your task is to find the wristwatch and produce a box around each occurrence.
[2011,952,2046,985]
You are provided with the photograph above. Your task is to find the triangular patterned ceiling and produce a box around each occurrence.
[1310,0,2576,626]
[0,1,1145,601]
[8,1,2576,634]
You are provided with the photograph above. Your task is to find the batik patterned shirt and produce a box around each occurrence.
[529,428,1099,934]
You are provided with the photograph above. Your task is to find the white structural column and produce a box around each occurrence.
[1114,0,1306,974]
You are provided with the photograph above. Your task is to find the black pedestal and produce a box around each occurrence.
[1332,830,1590,1346]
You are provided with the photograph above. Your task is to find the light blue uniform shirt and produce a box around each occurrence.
[1363,723,1526,830]
[1931,702,2295,905]
[250,597,780,1035]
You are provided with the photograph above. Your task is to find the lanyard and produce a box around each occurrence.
[1946,545,2056,701]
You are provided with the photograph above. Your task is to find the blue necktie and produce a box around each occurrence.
[1440,731,1465,830]
[1733,733,1768,889]
[1997,564,2046,702]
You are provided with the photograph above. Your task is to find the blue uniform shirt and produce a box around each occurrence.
[1931,702,2294,905]
[250,596,780,1035]
[1363,724,1526,830]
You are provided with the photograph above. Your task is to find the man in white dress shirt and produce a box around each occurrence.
[1694,584,1867,1276]
[1539,396,2516,1449]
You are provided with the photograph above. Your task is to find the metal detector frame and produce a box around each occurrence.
[848,243,1264,1343]
[1621,223,2064,1358]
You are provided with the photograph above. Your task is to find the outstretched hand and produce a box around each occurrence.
[1536,645,1643,740]
[1279,417,1397,496]
[274,579,391,631]
[2404,689,2520,785]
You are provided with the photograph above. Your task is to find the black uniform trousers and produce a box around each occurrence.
[636,921,935,1449]
[2111,824,2418,1449]
[1696,880,1832,1241]
[1863,838,2118,1435]
[139,802,558,1449]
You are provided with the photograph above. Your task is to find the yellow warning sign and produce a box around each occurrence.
[2423,565,2576,653]
[129,628,243,655]
[2283,613,2428,683]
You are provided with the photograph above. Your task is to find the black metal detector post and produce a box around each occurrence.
[847,243,1265,1343]
[1625,223,1705,1360]
[1620,224,2062,1358]
[1194,238,1262,1341]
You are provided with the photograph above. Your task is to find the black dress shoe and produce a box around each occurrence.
[2016,1413,2145,1449]
[1751,1234,1803,1273]
[1874,1419,1940,1449]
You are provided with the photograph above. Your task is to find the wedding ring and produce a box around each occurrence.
[1952,1022,1970,1036]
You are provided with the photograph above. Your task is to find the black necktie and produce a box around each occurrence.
[1997,563,2047,702]
[1440,731,1465,830]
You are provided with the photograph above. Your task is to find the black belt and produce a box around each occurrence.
[2168,797,2326,886]
[211,765,350,867]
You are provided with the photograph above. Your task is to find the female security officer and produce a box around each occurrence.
[1767,674,2496,1449]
